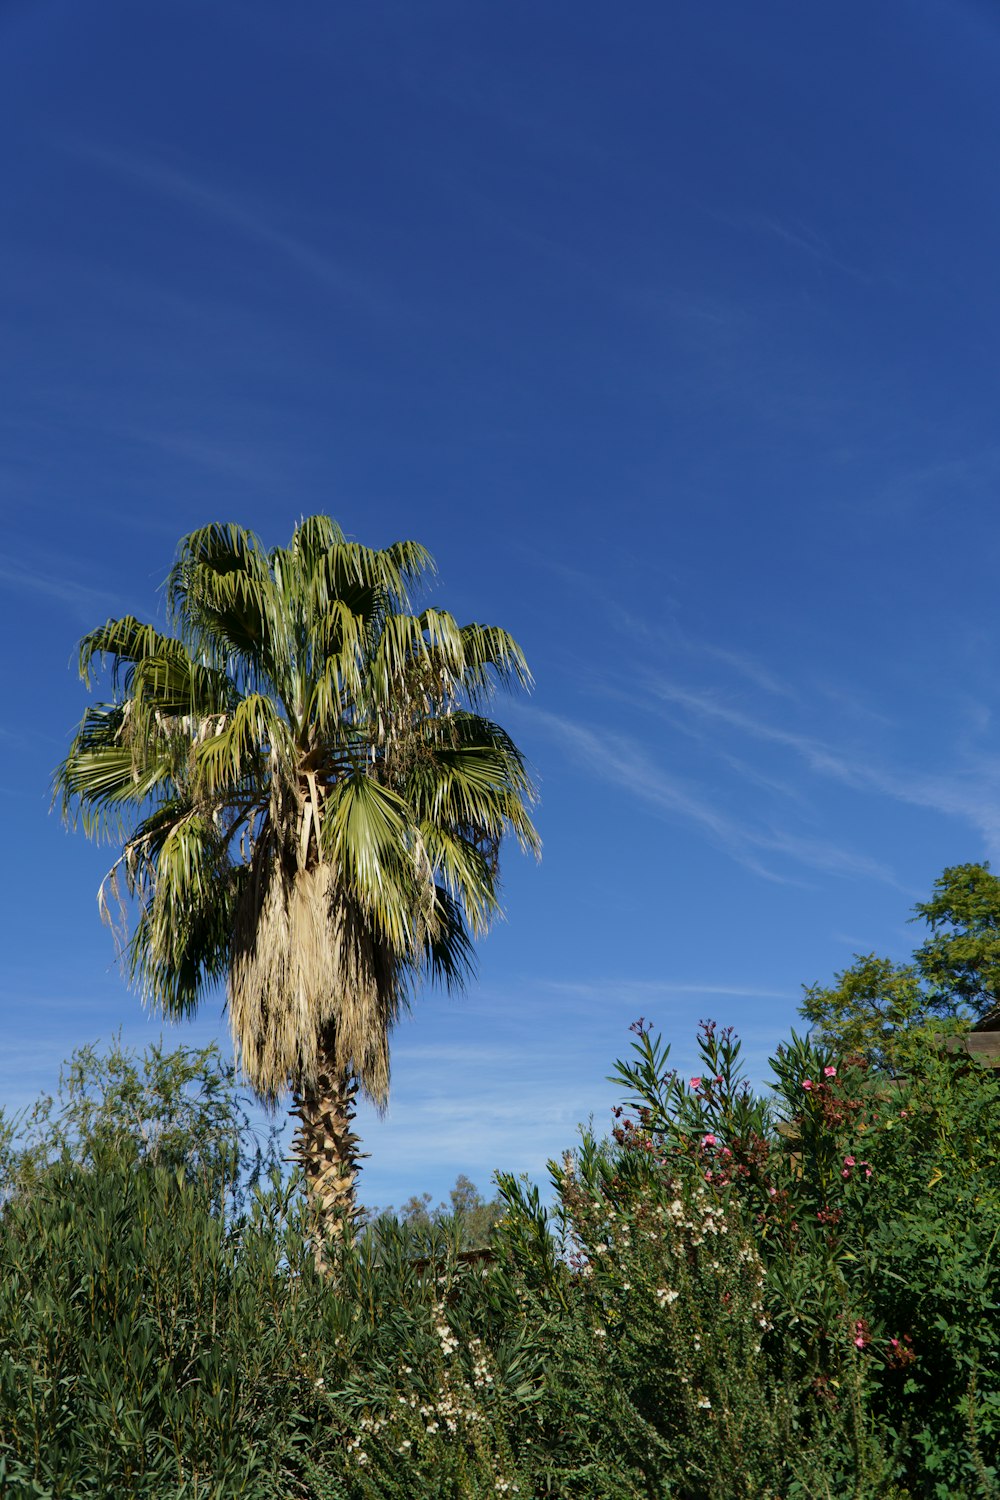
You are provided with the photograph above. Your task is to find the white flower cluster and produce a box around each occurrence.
[357,1412,388,1436]
[346,1433,369,1465]
[389,1306,498,1439]
[435,1317,459,1358]
[651,1191,731,1247]
[469,1335,494,1389]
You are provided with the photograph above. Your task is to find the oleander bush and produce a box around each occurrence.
[2,1019,999,1498]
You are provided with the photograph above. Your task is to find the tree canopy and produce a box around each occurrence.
[801,862,1000,1066]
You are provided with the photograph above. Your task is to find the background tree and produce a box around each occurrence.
[799,955,928,1071]
[380,1173,504,1250]
[54,517,538,1246]
[800,862,1000,1068]
[911,862,1000,1022]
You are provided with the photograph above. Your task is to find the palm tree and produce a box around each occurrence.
[55,518,538,1248]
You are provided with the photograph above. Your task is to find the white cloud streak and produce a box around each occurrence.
[531,707,899,886]
[643,677,1000,858]
[0,557,124,619]
[540,978,795,1002]
[69,142,392,315]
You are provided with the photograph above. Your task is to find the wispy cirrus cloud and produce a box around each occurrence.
[689,641,796,699]
[642,675,1000,860]
[518,551,794,703]
[540,978,794,1002]
[709,208,873,284]
[0,556,123,619]
[530,707,899,887]
[644,678,855,780]
[68,141,395,316]
[111,423,291,486]
[617,609,798,701]
[522,551,1000,870]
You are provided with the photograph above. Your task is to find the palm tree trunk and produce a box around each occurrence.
[290,1060,365,1272]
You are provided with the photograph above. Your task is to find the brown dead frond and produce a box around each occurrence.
[228,847,401,1107]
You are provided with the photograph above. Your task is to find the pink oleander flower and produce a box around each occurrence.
[801,1079,813,1091]
[844,1156,856,1167]
[823,1065,837,1078]
[854,1335,866,1349]
[841,1168,851,1178]
[690,1077,702,1090]
[701,1133,717,1148]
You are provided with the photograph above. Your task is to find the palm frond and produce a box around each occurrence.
[113,807,237,1020]
[78,616,186,692]
[323,773,431,952]
[167,523,282,685]
[192,692,290,797]
[307,533,433,621]
[421,883,476,989]
[54,703,173,837]
[57,746,172,840]
[418,824,498,936]
[405,715,540,859]
[229,853,400,1105]
[457,622,534,702]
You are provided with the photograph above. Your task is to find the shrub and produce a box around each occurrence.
[3,1025,999,1497]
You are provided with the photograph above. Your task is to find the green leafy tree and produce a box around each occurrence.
[380,1174,503,1250]
[54,518,538,1245]
[0,1034,280,1220]
[800,863,1000,1069]
[912,862,1000,1021]
[799,955,929,1070]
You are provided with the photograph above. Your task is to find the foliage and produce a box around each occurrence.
[799,862,1000,1065]
[0,1035,279,1216]
[5,985,1000,1497]
[605,998,1000,1495]
[913,862,1000,1020]
[609,1020,907,1498]
[371,1174,504,1251]
[799,955,931,1070]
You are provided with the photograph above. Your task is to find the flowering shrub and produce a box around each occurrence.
[2,1026,999,1497]
[609,1013,1000,1496]
[546,1132,786,1496]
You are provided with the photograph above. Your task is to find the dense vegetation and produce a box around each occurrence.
[4,868,1000,1498]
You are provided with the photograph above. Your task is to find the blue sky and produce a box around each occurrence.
[4,0,1000,1208]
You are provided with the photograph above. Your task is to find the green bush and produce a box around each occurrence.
[3,1021,999,1497]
